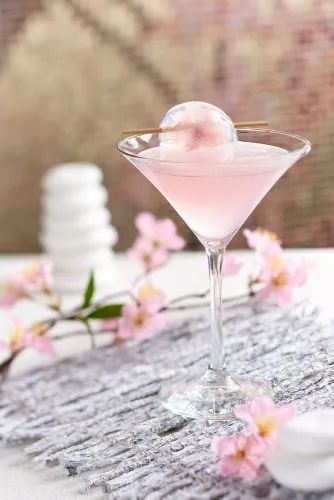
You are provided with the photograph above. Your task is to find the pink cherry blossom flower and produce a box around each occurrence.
[0,318,56,356]
[117,294,167,341]
[170,105,235,150]
[15,261,53,294]
[257,256,309,308]
[0,317,55,356]
[129,237,169,270]
[101,282,167,338]
[212,432,267,480]
[0,317,25,352]
[244,228,282,256]
[0,261,53,308]
[136,280,165,302]
[100,317,119,333]
[223,253,243,276]
[22,332,56,356]
[135,212,185,252]
[0,287,21,308]
[184,117,228,150]
[234,396,296,447]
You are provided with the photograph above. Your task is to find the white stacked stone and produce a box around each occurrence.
[40,163,118,294]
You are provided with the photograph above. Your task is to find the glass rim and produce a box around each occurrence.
[117,128,311,165]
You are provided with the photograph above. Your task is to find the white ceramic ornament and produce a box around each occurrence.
[266,449,334,492]
[42,163,103,191]
[40,163,119,295]
[265,408,334,492]
[278,408,334,456]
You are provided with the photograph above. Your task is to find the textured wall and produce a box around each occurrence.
[0,0,333,252]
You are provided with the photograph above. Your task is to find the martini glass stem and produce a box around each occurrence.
[206,245,227,375]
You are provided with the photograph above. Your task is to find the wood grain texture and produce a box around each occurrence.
[0,301,333,498]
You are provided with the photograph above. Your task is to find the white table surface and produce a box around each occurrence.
[0,249,333,499]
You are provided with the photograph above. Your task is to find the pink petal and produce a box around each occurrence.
[243,228,282,256]
[100,318,119,332]
[223,254,243,276]
[260,241,283,259]
[0,340,10,351]
[36,337,56,356]
[167,234,186,251]
[129,237,149,257]
[217,456,239,477]
[13,261,53,295]
[137,313,167,339]
[238,461,259,480]
[246,452,265,468]
[135,212,156,237]
[150,248,169,268]
[135,315,160,340]
[150,313,168,331]
[154,219,185,251]
[246,422,261,435]
[117,301,166,342]
[236,433,248,449]
[156,219,176,239]
[245,435,267,458]
[262,434,279,448]
[256,285,272,301]
[0,291,20,308]
[122,304,135,320]
[134,325,154,340]
[212,435,238,456]
[185,116,226,149]
[249,396,276,416]
[275,286,295,308]
[117,318,135,339]
[23,333,56,356]
[223,435,240,455]
[129,238,168,269]
[9,316,24,330]
[143,296,166,314]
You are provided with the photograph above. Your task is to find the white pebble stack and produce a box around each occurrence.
[265,408,334,492]
[40,163,118,295]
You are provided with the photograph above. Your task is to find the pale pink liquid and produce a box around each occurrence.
[136,142,292,241]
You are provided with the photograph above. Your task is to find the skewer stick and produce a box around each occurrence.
[234,121,269,128]
[122,121,269,136]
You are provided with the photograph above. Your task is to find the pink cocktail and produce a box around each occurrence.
[119,122,310,420]
[138,142,291,243]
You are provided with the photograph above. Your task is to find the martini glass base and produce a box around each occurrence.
[161,369,271,421]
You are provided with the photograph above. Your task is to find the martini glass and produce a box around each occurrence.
[118,128,310,420]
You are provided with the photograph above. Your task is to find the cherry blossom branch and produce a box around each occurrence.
[169,289,209,304]
[0,221,310,383]
[165,302,209,312]
[52,327,117,341]
[169,290,253,306]
[0,287,252,379]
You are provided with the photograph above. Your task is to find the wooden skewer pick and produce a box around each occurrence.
[234,121,269,128]
[122,121,269,136]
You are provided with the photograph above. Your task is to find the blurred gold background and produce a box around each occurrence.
[0,0,333,252]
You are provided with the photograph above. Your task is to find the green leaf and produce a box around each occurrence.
[82,272,95,309]
[86,304,123,319]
